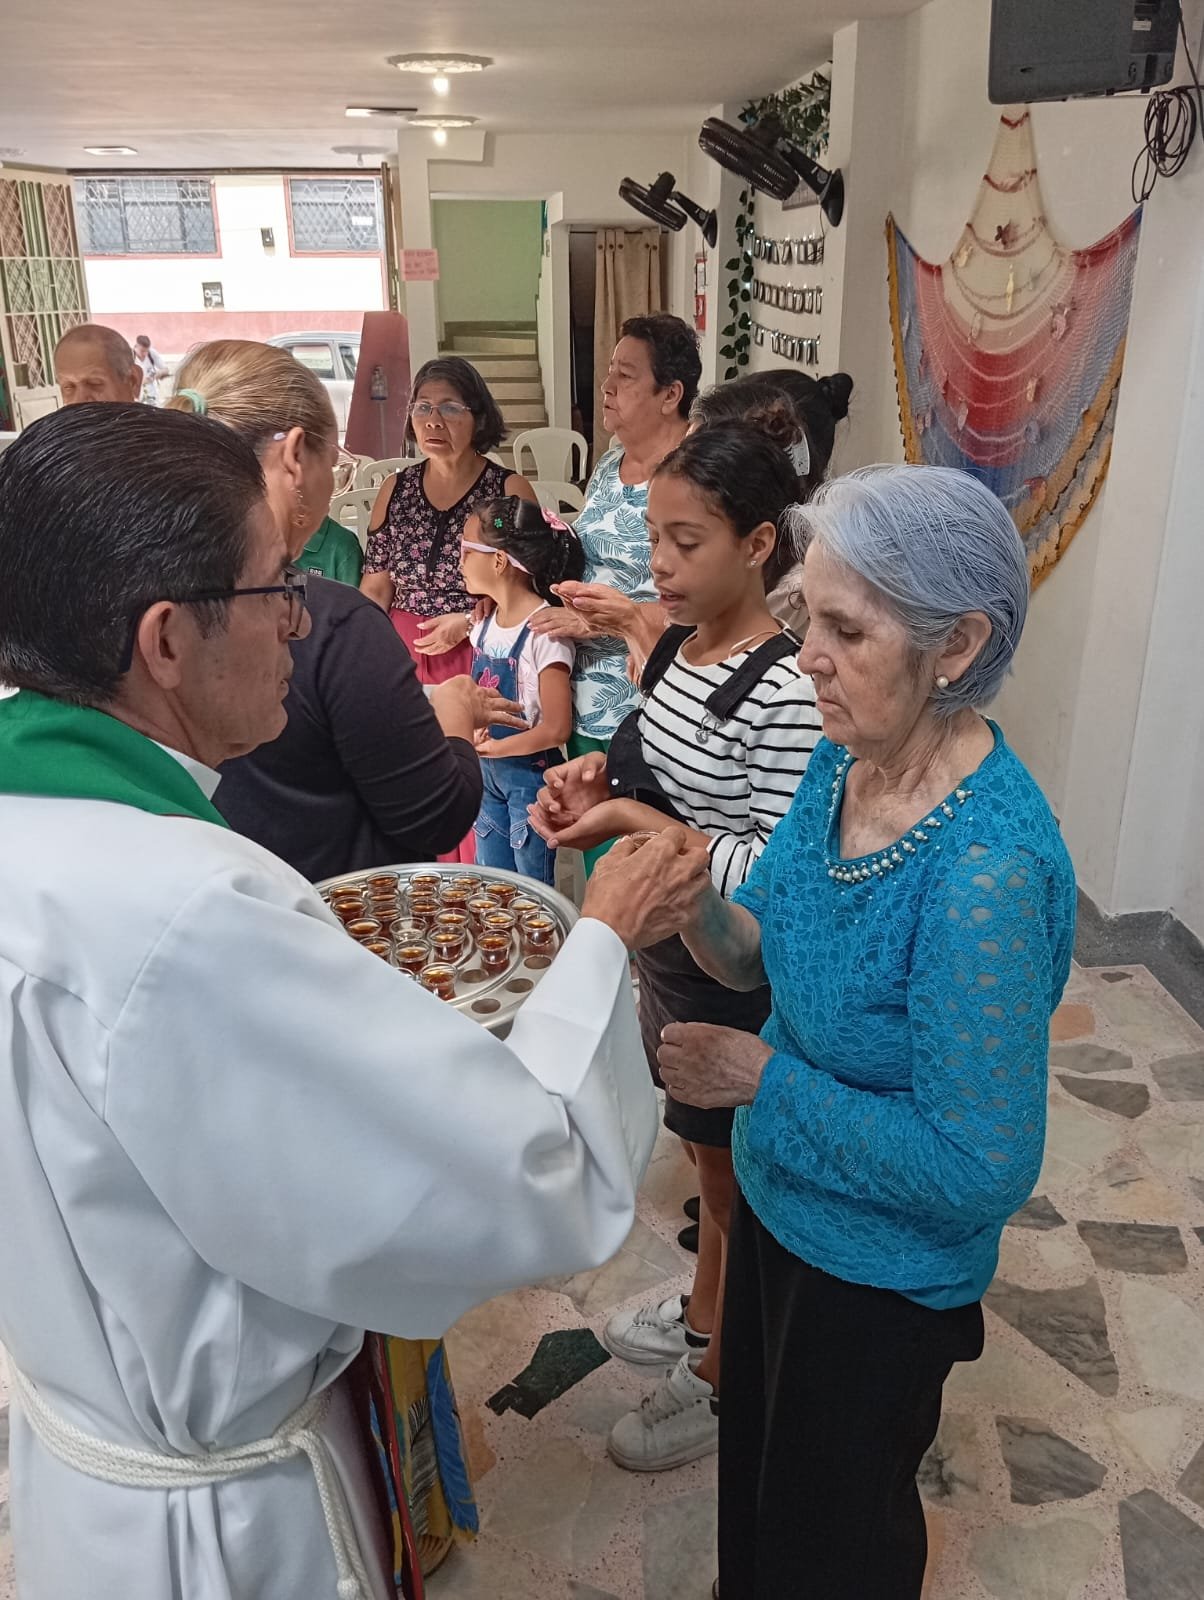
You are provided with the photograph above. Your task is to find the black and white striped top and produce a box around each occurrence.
[639,644,823,899]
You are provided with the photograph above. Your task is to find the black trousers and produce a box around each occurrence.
[718,1191,984,1600]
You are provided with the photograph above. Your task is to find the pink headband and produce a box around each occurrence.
[460,537,531,574]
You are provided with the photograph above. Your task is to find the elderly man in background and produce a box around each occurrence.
[0,402,707,1600]
[53,322,144,405]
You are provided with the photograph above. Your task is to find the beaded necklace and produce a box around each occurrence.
[823,747,974,886]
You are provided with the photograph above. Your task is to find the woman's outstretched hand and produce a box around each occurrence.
[580,829,710,950]
[527,753,610,842]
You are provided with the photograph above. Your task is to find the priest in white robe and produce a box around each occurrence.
[0,403,709,1600]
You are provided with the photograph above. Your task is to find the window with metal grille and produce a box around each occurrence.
[287,177,382,253]
[73,177,217,255]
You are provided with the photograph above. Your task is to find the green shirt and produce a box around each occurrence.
[298,517,364,586]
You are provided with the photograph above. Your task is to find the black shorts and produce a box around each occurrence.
[636,933,772,1150]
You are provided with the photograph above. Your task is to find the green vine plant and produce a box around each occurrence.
[720,69,832,379]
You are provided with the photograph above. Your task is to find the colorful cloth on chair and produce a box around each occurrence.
[364,1333,478,1595]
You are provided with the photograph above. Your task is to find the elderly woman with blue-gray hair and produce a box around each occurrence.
[653,463,1077,1600]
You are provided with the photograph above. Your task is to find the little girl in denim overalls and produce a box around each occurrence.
[460,497,585,884]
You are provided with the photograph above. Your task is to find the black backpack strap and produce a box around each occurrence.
[705,629,801,722]
[639,625,695,696]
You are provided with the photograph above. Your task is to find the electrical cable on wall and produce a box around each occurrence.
[1132,13,1204,202]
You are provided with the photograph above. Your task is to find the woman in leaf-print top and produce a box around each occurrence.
[528,314,701,869]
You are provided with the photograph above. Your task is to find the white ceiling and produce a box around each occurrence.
[1,0,926,171]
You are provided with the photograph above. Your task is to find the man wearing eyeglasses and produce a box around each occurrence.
[0,404,708,1600]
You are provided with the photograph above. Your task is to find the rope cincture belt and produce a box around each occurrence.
[11,1364,374,1600]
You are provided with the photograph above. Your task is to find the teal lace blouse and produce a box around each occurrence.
[731,723,1076,1309]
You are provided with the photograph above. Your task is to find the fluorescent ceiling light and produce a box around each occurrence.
[407,115,478,129]
[84,145,138,156]
[387,53,492,74]
[433,128,448,146]
[432,76,450,96]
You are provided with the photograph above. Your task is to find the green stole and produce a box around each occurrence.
[0,690,228,827]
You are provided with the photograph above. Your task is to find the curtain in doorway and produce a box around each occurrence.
[593,227,663,463]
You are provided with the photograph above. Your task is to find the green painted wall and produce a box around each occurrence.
[432,199,543,324]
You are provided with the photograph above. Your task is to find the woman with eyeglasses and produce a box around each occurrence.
[360,356,539,685]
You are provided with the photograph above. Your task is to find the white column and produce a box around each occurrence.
[825,17,908,471]
[1057,136,1204,937]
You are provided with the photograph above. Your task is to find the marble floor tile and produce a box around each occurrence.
[1150,1050,1204,1101]
[1118,1489,1204,1600]
[995,1417,1106,1505]
[982,1279,1119,1396]
[1177,1438,1204,1512]
[1103,1405,1186,1477]
[1008,1195,1066,1230]
[1057,1076,1150,1119]
[918,1413,982,1507]
[1050,1043,1136,1076]
[1050,1005,1096,1042]
[555,1218,683,1318]
[641,1490,718,1600]
[1118,1278,1204,1403]
[1135,1117,1204,1179]
[487,1329,611,1419]
[1076,1221,1188,1275]
[971,1518,1105,1600]
[1038,1105,1124,1191]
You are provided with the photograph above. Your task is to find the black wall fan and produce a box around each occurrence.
[619,172,719,248]
[698,115,845,227]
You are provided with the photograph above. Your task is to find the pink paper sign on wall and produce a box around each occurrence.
[402,249,440,281]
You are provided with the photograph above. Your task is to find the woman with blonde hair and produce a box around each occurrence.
[166,340,515,883]
[167,339,511,1588]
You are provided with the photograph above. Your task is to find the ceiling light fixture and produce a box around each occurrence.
[432,75,450,96]
[344,106,417,119]
[433,129,448,147]
[387,53,492,75]
[83,145,138,156]
[407,115,478,129]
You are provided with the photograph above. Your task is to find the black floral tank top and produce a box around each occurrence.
[363,458,511,618]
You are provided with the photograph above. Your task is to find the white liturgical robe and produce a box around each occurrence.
[0,756,657,1599]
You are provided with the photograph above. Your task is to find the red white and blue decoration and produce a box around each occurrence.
[887,108,1142,585]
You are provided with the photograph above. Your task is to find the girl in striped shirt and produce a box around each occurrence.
[529,423,822,1473]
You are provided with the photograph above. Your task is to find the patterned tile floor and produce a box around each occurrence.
[3,962,1202,1599]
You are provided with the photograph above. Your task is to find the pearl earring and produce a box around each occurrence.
[936,675,950,690]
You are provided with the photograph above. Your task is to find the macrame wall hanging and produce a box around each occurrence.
[886,108,1142,586]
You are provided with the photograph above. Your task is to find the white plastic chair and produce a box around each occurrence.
[511,428,588,485]
[12,385,62,429]
[328,488,379,552]
[532,480,585,524]
[355,455,414,493]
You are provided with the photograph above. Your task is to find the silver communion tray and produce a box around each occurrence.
[315,863,579,1036]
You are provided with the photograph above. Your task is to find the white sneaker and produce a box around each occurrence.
[602,1293,709,1367]
[607,1354,719,1472]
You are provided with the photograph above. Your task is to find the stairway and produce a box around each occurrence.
[439,321,544,471]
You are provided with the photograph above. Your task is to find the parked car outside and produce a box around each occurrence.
[267,331,361,435]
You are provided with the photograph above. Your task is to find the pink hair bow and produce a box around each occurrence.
[541,507,571,535]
